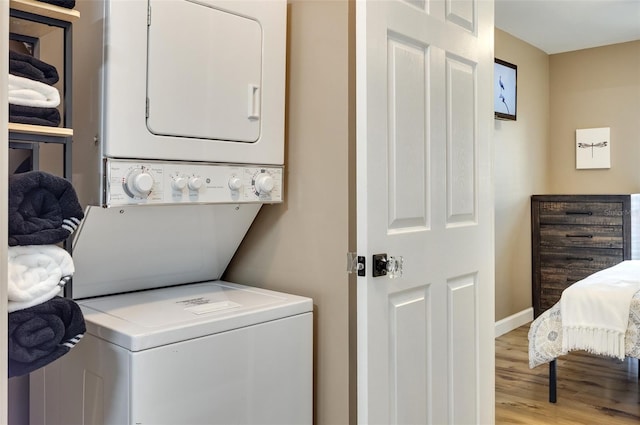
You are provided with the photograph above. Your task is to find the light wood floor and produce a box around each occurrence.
[496,324,640,424]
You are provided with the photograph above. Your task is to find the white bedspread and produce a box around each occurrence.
[561,260,640,360]
[529,290,640,368]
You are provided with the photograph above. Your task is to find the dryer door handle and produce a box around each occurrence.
[248,84,261,121]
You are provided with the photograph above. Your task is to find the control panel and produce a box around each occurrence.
[104,159,283,206]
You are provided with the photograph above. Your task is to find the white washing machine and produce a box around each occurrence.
[30,205,313,425]
[30,281,312,425]
[30,1,312,423]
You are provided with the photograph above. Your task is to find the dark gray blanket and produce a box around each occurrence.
[9,171,84,246]
[9,104,61,127]
[8,296,85,378]
[38,0,76,9]
[9,50,59,85]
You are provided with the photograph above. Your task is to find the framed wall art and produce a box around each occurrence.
[576,127,610,169]
[494,58,517,121]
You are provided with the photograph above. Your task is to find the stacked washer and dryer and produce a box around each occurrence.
[29,1,313,424]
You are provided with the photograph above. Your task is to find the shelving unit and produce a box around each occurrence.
[8,0,79,299]
[8,0,79,180]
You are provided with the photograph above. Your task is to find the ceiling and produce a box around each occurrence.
[494,0,640,54]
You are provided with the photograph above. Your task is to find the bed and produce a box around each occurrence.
[528,260,640,402]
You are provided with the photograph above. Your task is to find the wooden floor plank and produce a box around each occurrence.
[496,324,640,424]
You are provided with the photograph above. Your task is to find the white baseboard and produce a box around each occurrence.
[495,307,533,338]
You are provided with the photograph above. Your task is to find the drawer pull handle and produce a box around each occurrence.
[565,256,594,262]
[565,211,593,215]
[565,234,593,238]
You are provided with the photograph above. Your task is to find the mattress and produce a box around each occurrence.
[528,291,640,368]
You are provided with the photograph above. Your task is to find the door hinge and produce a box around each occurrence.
[147,4,151,26]
[347,252,365,277]
[145,98,150,118]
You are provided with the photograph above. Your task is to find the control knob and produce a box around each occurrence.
[254,174,275,195]
[125,170,154,199]
[171,176,187,191]
[188,176,203,191]
[228,177,243,191]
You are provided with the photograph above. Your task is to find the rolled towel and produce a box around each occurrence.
[9,50,59,85]
[9,104,61,127]
[8,296,85,378]
[8,245,74,313]
[9,74,60,108]
[9,171,84,246]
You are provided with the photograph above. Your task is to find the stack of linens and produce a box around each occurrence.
[8,171,86,378]
[9,50,61,127]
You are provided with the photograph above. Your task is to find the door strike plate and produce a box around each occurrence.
[357,256,365,276]
[347,252,366,277]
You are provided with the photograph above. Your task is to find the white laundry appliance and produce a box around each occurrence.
[30,1,313,424]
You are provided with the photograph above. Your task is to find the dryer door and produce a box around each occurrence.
[146,0,262,142]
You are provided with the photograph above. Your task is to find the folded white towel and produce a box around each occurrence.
[8,74,60,108]
[8,245,74,313]
[561,260,640,360]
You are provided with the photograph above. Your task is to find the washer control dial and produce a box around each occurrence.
[188,176,203,191]
[228,176,243,191]
[171,176,187,191]
[254,173,275,195]
[124,168,154,199]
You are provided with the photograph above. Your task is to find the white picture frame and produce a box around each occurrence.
[576,127,610,169]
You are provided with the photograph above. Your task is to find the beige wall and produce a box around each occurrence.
[494,36,640,322]
[494,29,549,321]
[224,1,352,424]
[548,41,640,194]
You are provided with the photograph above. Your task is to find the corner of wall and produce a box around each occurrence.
[494,29,550,322]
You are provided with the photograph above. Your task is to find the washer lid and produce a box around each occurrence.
[79,281,312,352]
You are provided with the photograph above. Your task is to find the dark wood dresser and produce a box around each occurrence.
[531,194,634,317]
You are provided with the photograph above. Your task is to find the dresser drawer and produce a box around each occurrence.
[537,250,624,312]
[539,224,623,249]
[539,245,624,270]
[538,201,623,226]
[538,265,614,311]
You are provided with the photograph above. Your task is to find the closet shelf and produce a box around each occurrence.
[10,0,79,22]
[9,123,73,137]
[10,0,79,38]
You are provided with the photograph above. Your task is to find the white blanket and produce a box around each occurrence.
[7,245,74,313]
[561,260,640,359]
[8,74,60,108]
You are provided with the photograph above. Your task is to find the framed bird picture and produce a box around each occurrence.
[494,58,517,121]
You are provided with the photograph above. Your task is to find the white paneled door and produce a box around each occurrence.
[355,0,495,423]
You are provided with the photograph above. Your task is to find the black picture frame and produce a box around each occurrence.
[494,58,517,121]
